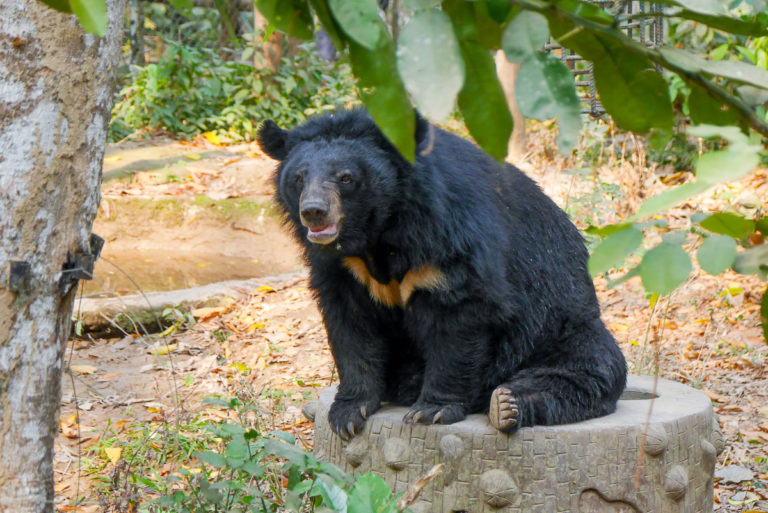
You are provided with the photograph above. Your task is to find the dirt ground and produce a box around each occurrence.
[55,129,768,512]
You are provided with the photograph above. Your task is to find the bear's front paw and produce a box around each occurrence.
[404,402,466,425]
[328,398,380,441]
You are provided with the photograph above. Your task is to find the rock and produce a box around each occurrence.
[715,464,754,484]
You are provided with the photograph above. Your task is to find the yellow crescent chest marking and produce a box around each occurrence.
[342,257,446,307]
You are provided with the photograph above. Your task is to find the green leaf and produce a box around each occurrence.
[632,181,711,220]
[202,397,235,408]
[688,85,739,126]
[329,0,385,50]
[263,438,315,468]
[397,9,465,121]
[676,10,768,36]
[639,243,692,295]
[588,227,643,277]
[761,286,768,343]
[255,0,314,39]
[546,16,673,140]
[70,0,107,36]
[241,461,265,477]
[697,235,738,275]
[404,0,442,9]
[757,217,768,236]
[733,245,768,279]
[309,0,346,49]
[659,48,768,90]
[347,473,398,513]
[631,126,760,220]
[695,146,760,183]
[516,52,581,153]
[606,265,641,289]
[267,430,296,444]
[312,475,348,513]
[457,41,513,161]
[167,0,193,10]
[502,11,549,63]
[699,213,756,239]
[487,0,512,23]
[584,223,633,237]
[38,0,73,13]
[196,451,228,468]
[593,54,673,138]
[349,39,416,161]
[665,0,726,16]
[687,124,751,147]
[225,436,249,461]
[554,0,614,25]
[472,3,503,49]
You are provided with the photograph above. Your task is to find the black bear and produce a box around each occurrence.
[257,109,626,440]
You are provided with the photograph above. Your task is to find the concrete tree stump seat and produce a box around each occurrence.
[303,375,723,513]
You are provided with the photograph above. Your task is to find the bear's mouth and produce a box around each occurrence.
[306,223,340,245]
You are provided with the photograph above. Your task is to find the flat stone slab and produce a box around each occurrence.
[306,375,722,513]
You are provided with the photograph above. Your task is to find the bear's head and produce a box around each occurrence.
[257,109,429,253]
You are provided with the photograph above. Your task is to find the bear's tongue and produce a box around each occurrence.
[309,225,333,234]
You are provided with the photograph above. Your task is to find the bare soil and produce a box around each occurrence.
[55,130,768,512]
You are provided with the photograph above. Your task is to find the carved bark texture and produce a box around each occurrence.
[0,1,124,510]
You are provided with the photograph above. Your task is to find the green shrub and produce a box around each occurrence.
[109,40,358,142]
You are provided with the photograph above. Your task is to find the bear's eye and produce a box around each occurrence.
[339,173,352,184]
[295,173,304,185]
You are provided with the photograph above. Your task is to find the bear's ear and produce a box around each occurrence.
[257,120,289,161]
[414,111,434,156]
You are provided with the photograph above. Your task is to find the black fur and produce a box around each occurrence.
[258,109,626,439]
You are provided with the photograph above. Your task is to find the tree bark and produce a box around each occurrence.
[130,0,146,65]
[495,50,528,163]
[0,1,125,510]
[253,6,284,71]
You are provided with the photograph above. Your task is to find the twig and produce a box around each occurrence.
[397,463,444,512]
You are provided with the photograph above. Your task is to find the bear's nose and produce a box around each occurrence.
[301,202,329,224]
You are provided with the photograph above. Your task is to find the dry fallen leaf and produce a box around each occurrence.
[151,343,177,356]
[203,131,221,146]
[60,413,79,439]
[191,306,227,321]
[105,446,123,465]
[69,365,97,375]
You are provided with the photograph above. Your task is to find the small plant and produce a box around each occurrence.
[150,396,406,513]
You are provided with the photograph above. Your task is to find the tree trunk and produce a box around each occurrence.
[130,0,146,65]
[495,51,528,163]
[0,1,125,510]
[253,6,284,71]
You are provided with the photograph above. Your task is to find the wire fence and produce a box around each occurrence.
[545,1,665,117]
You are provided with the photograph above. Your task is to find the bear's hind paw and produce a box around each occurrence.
[489,386,521,433]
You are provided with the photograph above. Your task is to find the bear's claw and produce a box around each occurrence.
[328,398,379,440]
[489,386,520,433]
[404,402,466,425]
